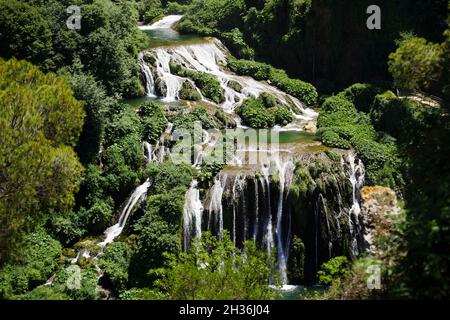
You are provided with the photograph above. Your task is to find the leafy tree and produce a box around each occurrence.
[388,35,444,92]
[317,256,350,286]
[0,58,84,259]
[153,232,280,300]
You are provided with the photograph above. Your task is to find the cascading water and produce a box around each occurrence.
[140,39,317,120]
[139,53,156,97]
[346,153,365,256]
[98,179,151,248]
[183,180,204,251]
[139,15,183,30]
[274,158,295,284]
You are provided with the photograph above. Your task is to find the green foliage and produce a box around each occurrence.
[52,266,99,300]
[227,80,243,93]
[317,256,350,286]
[166,2,191,15]
[229,59,317,105]
[0,228,62,299]
[221,28,254,59]
[317,88,402,187]
[269,105,293,126]
[237,95,293,128]
[144,9,164,24]
[170,63,225,103]
[120,287,167,300]
[0,0,146,97]
[287,236,305,284]
[0,58,84,258]
[237,97,275,128]
[153,232,280,299]
[99,241,132,294]
[388,36,444,91]
[15,286,69,300]
[68,70,113,164]
[178,80,202,101]
[214,109,237,128]
[129,162,193,286]
[138,101,168,143]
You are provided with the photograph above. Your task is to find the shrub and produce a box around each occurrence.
[237,97,275,128]
[269,105,293,125]
[228,59,318,105]
[153,232,280,299]
[221,28,254,59]
[317,256,351,286]
[99,242,132,294]
[138,101,168,143]
[178,80,202,101]
[170,63,224,103]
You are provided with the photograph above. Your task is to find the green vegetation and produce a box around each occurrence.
[317,84,403,187]
[0,0,147,97]
[170,62,225,103]
[229,59,318,105]
[237,95,293,128]
[388,33,447,97]
[0,58,84,259]
[317,256,350,286]
[152,232,280,299]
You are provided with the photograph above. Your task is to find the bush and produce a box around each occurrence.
[99,242,132,294]
[153,232,279,299]
[228,59,318,105]
[269,105,293,125]
[138,101,168,143]
[318,130,351,149]
[237,97,275,128]
[221,28,254,59]
[317,256,351,286]
[178,80,202,101]
[170,63,225,103]
[0,228,62,299]
[227,80,243,93]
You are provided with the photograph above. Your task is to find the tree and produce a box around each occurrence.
[153,232,280,300]
[0,58,84,260]
[388,35,444,92]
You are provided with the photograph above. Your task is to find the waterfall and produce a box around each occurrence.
[183,180,204,251]
[274,157,295,284]
[139,53,156,97]
[141,39,317,119]
[143,141,152,163]
[139,15,183,30]
[207,173,228,236]
[98,180,151,248]
[346,153,366,256]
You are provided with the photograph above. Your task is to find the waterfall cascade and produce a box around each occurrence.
[136,15,368,286]
[140,39,317,120]
[183,180,204,251]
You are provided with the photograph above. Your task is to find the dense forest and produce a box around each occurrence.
[0,0,449,300]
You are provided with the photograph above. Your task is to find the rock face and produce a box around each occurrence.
[360,186,400,255]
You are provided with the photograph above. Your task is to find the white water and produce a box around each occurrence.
[183,180,204,251]
[141,39,317,120]
[138,15,183,30]
[98,180,151,248]
[138,53,156,97]
[274,157,295,284]
[207,174,228,236]
[346,153,365,256]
